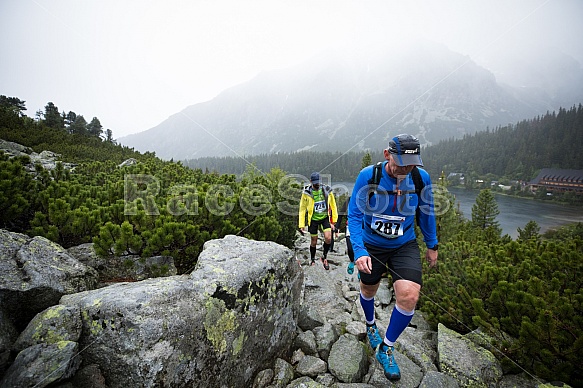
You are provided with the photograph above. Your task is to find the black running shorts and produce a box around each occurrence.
[359,239,423,286]
[308,218,331,236]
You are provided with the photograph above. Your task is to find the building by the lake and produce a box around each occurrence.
[527,168,583,195]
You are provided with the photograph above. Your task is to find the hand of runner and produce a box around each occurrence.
[355,256,372,274]
[426,249,438,268]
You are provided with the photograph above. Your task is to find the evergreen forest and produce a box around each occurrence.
[1,96,582,386]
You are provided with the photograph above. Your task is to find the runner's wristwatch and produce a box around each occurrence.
[428,244,439,251]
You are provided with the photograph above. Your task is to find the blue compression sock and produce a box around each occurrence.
[385,304,414,344]
[360,293,375,325]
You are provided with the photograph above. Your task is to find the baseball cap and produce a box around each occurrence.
[310,172,321,183]
[387,134,423,166]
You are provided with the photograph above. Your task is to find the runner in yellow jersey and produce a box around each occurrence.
[298,172,338,269]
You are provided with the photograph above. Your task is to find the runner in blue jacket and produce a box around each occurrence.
[348,133,438,381]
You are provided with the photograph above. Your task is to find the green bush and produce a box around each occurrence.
[420,227,583,386]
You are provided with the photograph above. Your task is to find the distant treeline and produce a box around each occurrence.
[184,103,583,184]
[423,103,583,180]
[182,150,383,183]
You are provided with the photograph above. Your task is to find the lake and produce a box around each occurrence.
[448,187,583,238]
[331,182,583,239]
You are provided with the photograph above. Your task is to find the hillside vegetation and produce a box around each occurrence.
[0,97,299,273]
[1,96,581,386]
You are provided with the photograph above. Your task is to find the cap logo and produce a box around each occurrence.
[404,148,419,154]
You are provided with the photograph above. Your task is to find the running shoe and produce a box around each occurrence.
[366,323,383,350]
[321,257,329,270]
[347,262,355,274]
[376,343,401,380]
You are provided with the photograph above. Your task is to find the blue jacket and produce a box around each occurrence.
[347,162,438,260]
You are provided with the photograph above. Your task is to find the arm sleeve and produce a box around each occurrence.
[329,192,338,223]
[348,167,373,260]
[298,195,307,228]
[417,170,438,248]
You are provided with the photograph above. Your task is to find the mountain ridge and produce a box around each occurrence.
[119,40,583,160]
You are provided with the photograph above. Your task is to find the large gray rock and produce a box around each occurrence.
[396,326,438,373]
[327,334,368,383]
[313,323,338,361]
[0,139,76,172]
[0,230,98,331]
[295,355,327,378]
[56,235,302,388]
[11,304,82,353]
[272,357,295,387]
[0,341,81,388]
[419,370,460,388]
[438,323,504,387]
[0,139,33,157]
[294,330,318,355]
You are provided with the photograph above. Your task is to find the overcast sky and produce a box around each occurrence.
[2,0,582,139]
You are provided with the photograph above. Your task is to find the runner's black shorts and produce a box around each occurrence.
[308,218,331,236]
[359,239,423,286]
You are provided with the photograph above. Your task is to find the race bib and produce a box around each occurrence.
[371,214,405,238]
[314,200,327,214]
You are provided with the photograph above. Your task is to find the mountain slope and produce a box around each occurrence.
[120,40,583,160]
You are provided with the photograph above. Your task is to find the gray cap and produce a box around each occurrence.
[388,134,423,166]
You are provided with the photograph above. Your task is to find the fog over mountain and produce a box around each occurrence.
[119,40,583,161]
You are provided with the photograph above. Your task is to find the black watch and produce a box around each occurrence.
[428,244,438,251]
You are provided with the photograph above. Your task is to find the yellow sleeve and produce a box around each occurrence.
[329,193,338,224]
[298,195,307,228]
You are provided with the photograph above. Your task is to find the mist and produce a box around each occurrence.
[1,0,582,138]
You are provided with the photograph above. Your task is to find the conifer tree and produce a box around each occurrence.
[63,111,77,128]
[43,102,64,129]
[87,117,103,138]
[361,151,372,168]
[471,189,501,233]
[105,129,115,143]
[69,115,88,135]
[0,95,26,115]
[517,220,540,241]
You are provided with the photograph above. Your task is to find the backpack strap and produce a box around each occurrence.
[411,166,423,197]
[368,161,384,186]
[410,166,425,226]
[367,162,384,200]
[367,163,426,225]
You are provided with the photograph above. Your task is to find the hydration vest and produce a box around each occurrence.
[367,161,425,226]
